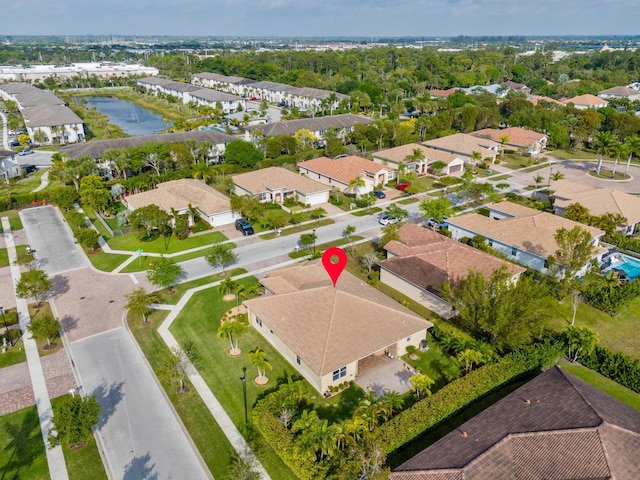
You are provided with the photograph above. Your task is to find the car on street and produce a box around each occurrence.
[373,190,386,199]
[18,148,34,156]
[423,217,449,229]
[378,214,399,226]
[8,139,20,147]
[396,182,411,192]
[23,164,37,174]
[235,218,254,235]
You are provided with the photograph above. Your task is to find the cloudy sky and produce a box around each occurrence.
[3,0,639,37]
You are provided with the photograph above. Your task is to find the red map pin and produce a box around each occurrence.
[322,247,348,287]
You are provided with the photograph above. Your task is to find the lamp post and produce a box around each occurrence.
[312,229,316,254]
[240,367,248,424]
[548,166,553,189]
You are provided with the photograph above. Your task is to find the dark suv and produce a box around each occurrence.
[235,218,254,236]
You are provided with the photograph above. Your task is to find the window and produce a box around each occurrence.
[332,366,347,381]
[511,247,517,257]
[488,239,493,247]
[296,355,301,365]
[255,317,262,327]
[544,259,549,269]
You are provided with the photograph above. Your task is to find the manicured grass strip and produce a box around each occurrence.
[0,338,27,369]
[86,250,132,272]
[0,210,24,232]
[0,405,49,479]
[128,309,233,479]
[288,236,363,259]
[108,230,227,254]
[153,268,247,305]
[559,360,640,411]
[398,197,419,205]
[50,397,108,480]
[118,244,237,274]
[170,283,298,480]
[259,218,334,240]
[350,206,382,217]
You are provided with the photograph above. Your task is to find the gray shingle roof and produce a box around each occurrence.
[391,366,640,480]
[188,89,242,103]
[0,82,65,107]
[22,104,83,127]
[60,130,236,159]
[245,113,372,137]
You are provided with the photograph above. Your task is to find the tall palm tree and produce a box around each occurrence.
[217,319,247,355]
[348,176,366,199]
[343,416,368,445]
[624,134,640,176]
[593,131,616,176]
[249,348,272,382]
[610,141,625,177]
[233,282,246,309]
[312,419,339,460]
[192,161,214,184]
[124,287,157,325]
[470,151,482,173]
[379,390,404,421]
[355,392,384,431]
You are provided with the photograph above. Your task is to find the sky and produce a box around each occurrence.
[2,0,640,37]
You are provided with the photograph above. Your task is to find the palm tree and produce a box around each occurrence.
[470,151,482,173]
[565,325,599,362]
[217,319,247,355]
[312,419,339,460]
[218,277,237,297]
[551,171,565,181]
[610,141,625,177]
[379,390,404,420]
[192,161,214,184]
[249,348,272,383]
[624,134,640,176]
[233,282,246,309]
[124,287,157,325]
[593,131,616,176]
[348,176,366,199]
[457,349,484,373]
[343,416,368,445]
[355,392,384,431]
[409,373,435,400]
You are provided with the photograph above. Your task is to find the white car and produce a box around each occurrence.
[378,214,399,226]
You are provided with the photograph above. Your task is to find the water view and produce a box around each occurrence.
[73,96,169,136]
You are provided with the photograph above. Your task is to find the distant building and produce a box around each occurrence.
[0,150,21,180]
[562,94,609,110]
[244,113,372,142]
[0,63,158,82]
[471,127,547,155]
[372,143,464,176]
[597,86,640,101]
[424,133,500,163]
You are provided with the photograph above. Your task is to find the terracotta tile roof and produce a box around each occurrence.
[552,180,640,225]
[471,127,546,149]
[527,94,564,106]
[502,80,529,92]
[447,202,605,258]
[391,366,640,479]
[124,178,232,215]
[380,224,525,295]
[424,133,500,159]
[244,261,431,376]
[232,167,330,196]
[373,144,458,165]
[562,94,609,107]
[298,155,395,185]
[429,88,458,98]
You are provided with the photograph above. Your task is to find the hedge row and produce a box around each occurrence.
[580,345,640,393]
[252,391,328,480]
[0,192,53,212]
[584,279,640,315]
[372,339,563,454]
[431,320,477,345]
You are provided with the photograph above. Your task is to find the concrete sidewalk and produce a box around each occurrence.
[2,217,69,480]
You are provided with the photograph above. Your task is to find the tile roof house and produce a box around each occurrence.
[562,94,609,110]
[598,86,640,101]
[390,365,640,480]
[123,178,239,228]
[232,166,330,206]
[298,155,396,195]
[244,113,372,141]
[379,224,525,318]
[447,202,606,275]
[526,94,564,107]
[424,133,501,163]
[471,127,547,155]
[551,179,640,235]
[243,261,432,394]
[502,80,531,95]
[372,143,465,176]
[428,88,458,99]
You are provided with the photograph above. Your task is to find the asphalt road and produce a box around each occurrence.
[71,328,210,480]
[20,206,88,275]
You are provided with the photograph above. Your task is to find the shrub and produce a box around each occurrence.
[583,278,640,315]
[580,345,640,392]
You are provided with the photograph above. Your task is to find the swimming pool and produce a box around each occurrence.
[615,254,640,280]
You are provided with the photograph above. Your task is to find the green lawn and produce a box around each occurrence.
[153,268,247,305]
[547,149,601,161]
[350,206,382,217]
[118,247,216,273]
[288,236,363,259]
[0,210,24,232]
[127,309,235,480]
[108,230,227,254]
[411,176,438,192]
[588,170,629,181]
[0,337,26,369]
[0,405,49,479]
[545,295,640,359]
[170,281,298,480]
[559,360,640,411]
[84,249,131,272]
[49,397,108,480]
[398,197,419,205]
[259,218,334,240]
[0,244,28,268]
[402,332,460,391]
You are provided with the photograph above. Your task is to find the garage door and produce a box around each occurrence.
[449,164,462,173]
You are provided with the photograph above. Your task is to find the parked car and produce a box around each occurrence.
[396,182,411,192]
[249,97,257,101]
[373,190,386,199]
[18,148,34,156]
[424,217,449,229]
[8,139,20,147]
[235,218,254,236]
[378,214,399,226]
[22,164,37,174]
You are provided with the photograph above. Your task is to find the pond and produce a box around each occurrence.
[73,96,169,136]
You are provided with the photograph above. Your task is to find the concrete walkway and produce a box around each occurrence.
[2,217,69,480]
[32,169,50,192]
